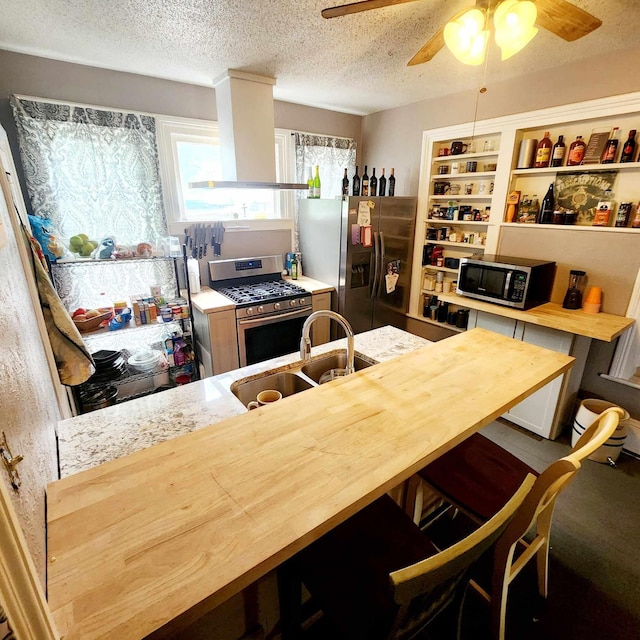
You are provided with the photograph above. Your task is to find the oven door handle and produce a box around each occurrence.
[237,307,312,329]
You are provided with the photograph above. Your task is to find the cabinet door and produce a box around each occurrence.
[208,310,240,375]
[471,309,518,338]
[311,292,332,345]
[506,324,573,439]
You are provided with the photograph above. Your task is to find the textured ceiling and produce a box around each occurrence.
[0,0,635,115]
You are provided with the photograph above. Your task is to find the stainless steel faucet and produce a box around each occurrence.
[300,310,355,375]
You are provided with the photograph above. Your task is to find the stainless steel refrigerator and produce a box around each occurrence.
[299,196,417,335]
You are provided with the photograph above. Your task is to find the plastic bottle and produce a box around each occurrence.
[187,257,201,293]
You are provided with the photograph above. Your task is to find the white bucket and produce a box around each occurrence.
[571,399,630,464]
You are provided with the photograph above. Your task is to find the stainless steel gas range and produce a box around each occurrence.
[209,255,313,367]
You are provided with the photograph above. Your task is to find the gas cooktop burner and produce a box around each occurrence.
[217,279,308,306]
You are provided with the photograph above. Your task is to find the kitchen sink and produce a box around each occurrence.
[231,351,376,408]
[300,353,374,384]
[231,371,315,407]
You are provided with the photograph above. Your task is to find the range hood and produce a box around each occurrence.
[189,69,306,191]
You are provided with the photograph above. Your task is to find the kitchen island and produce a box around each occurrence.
[47,327,574,640]
[56,325,429,477]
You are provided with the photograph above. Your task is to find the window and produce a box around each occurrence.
[156,117,294,222]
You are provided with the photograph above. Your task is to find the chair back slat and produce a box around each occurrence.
[388,473,536,635]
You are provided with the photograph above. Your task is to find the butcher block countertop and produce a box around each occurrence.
[437,293,634,342]
[47,328,574,640]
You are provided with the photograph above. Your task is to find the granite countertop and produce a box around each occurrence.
[57,326,430,478]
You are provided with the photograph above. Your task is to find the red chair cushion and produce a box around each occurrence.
[419,433,539,521]
[292,494,438,640]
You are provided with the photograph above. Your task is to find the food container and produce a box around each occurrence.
[73,309,113,333]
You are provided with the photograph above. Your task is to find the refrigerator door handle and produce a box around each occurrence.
[371,231,380,299]
[377,231,386,298]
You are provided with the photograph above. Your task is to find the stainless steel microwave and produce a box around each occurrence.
[457,255,556,310]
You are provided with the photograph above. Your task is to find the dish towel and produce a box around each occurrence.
[22,222,95,386]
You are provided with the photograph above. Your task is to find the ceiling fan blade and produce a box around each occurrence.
[534,0,602,42]
[407,26,445,66]
[322,0,421,19]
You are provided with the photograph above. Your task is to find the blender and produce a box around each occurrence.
[562,270,586,309]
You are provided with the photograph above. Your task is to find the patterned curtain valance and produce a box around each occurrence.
[13,98,157,134]
[293,132,355,151]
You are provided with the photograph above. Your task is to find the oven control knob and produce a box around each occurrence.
[257,305,264,314]
[289,299,297,307]
[246,308,254,316]
[300,298,306,306]
[274,302,281,311]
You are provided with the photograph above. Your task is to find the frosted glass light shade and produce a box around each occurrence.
[444,8,489,66]
[494,0,538,60]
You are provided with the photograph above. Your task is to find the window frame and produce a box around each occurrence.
[156,115,297,231]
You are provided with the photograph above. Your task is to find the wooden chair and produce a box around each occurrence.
[278,474,535,640]
[416,406,624,640]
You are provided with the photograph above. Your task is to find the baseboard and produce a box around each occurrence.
[624,417,640,456]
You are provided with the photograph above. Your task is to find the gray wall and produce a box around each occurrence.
[0,49,363,201]
[360,45,640,422]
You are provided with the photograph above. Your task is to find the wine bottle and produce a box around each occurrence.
[388,168,396,196]
[313,165,321,198]
[620,130,637,163]
[307,167,314,199]
[538,183,555,224]
[370,168,377,196]
[378,168,387,197]
[601,127,620,163]
[567,135,586,166]
[290,253,298,280]
[342,168,349,198]
[362,165,369,196]
[534,131,552,168]
[352,166,361,196]
[550,135,566,167]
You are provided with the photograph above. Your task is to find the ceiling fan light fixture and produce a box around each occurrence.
[444,8,489,65]
[494,0,538,60]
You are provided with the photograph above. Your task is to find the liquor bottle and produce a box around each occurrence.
[290,253,298,280]
[567,135,586,166]
[534,131,552,168]
[614,202,633,227]
[342,168,349,198]
[370,168,377,196]
[307,167,314,198]
[550,135,566,167]
[378,168,387,196]
[601,127,620,163]
[362,165,369,196]
[620,130,637,163]
[388,168,396,196]
[313,165,321,198]
[593,189,614,226]
[352,166,361,196]
[538,183,555,224]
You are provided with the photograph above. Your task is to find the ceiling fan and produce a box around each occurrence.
[321,0,602,66]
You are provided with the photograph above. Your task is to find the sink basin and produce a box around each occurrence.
[301,353,373,384]
[231,371,314,407]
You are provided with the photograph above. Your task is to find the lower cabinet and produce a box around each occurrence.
[311,291,332,346]
[193,307,239,377]
[468,310,590,439]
